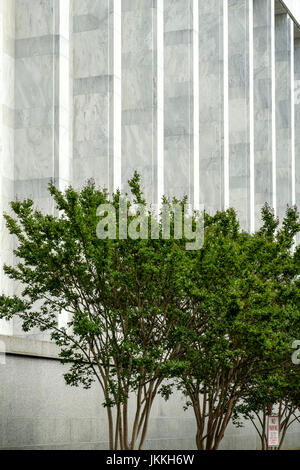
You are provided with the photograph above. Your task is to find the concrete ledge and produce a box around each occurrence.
[0,334,60,360]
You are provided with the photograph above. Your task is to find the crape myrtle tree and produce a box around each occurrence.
[233,208,300,450]
[161,205,300,450]
[233,367,300,450]
[0,173,194,450]
[1,169,299,451]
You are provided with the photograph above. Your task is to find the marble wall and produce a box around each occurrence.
[0,0,300,316]
[1,0,299,229]
[0,337,300,450]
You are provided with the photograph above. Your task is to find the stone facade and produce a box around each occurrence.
[0,0,300,450]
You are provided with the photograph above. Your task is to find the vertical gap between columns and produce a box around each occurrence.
[193,0,200,210]
[52,0,56,192]
[113,0,122,192]
[223,0,229,210]
[59,0,70,193]
[157,0,164,207]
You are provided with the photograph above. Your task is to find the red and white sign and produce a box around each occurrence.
[268,416,280,448]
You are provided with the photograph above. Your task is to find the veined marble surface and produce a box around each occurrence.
[275,13,295,222]
[164,0,194,203]
[228,0,253,232]
[253,0,275,229]
[198,0,225,215]
[0,0,299,317]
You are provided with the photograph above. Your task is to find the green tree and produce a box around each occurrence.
[233,206,300,450]
[0,174,191,450]
[168,206,300,450]
[234,367,300,450]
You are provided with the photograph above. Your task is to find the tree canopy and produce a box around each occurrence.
[0,175,192,450]
[162,205,300,450]
[0,174,299,451]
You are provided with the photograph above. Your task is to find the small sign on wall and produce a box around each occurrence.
[268,416,280,448]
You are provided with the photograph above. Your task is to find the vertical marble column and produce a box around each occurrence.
[73,0,116,189]
[164,0,194,203]
[275,14,295,222]
[198,0,227,214]
[294,36,300,244]
[13,0,72,338]
[253,0,276,229]
[228,0,254,231]
[14,0,61,213]
[121,0,162,205]
[0,0,15,335]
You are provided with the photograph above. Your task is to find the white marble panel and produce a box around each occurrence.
[228,0,254,231]
[72,0,118,191]
[275,14,294,221]
[15,0,54,39]
[15,55,54,110]
[74,93,109,144]
[253,0,275,229]
[73,156,109,190]
[14,127,54,180]
[199,0,226,214]
[164,0,194,203]
[122,1,161,204]
[73,30,109,79]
